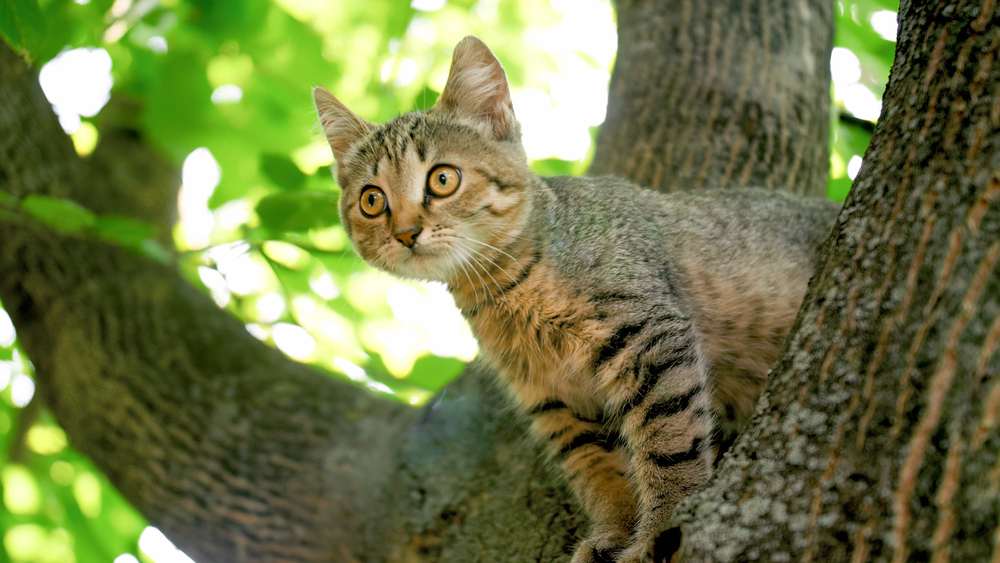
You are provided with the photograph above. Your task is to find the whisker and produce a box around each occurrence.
[453,248,482,307]
[446,234,519,285]
[455,234,520,263]
[456,240,504,298]
[477,224,534,251]
[467,256,495,303]
[451,239,493,302]
[465,244,518,286]
[468,250,505,295]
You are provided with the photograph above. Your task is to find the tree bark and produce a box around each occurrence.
[591,0,832,196]
[676,2,999,560]
[0,1,994,563]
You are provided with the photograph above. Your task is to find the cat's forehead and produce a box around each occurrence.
[357,113,422,162]
[343,112,486,181]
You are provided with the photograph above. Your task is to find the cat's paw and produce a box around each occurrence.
[570,533,626,563]
[614,543,653,563]
[616,527,682,563]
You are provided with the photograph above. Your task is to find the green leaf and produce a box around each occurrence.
[411,85,439,111]
[316,253,367,277]
[828,177,853,203]
[326,298,365,324]
[138,240,172,264]
[313,165,333,178]
[531,158,577,177]
[267,259,312,294]
[20,195,95,234]
[91,216,171,263]
[92,216,156,247]
[143,50,215,160]
[256,192,340,233]
[384,4,415,39]
[0,0,44,56]
[189,0,269,41]
[406,355,466,390]
[259,153,307,191]
[837,120,873,158]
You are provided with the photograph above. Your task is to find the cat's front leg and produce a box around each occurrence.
[607,328,714,563]
[524,399,637,563]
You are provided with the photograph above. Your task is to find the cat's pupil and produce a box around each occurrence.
[368,194,376,205]
[438,173,447,185]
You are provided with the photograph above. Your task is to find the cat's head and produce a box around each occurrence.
[313,36,534,283]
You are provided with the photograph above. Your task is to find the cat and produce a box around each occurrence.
[313,36,838,563]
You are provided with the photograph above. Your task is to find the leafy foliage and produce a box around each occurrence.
[3,195,169,263]
[19,195,96,233]
[0,0,898,560]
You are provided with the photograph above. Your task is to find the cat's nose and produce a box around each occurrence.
[394,226,423,248]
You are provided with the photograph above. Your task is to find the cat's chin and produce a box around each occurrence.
[381,251,455,283]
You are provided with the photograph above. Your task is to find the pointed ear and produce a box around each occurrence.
[437,36,518,140]
[313,87,372,162]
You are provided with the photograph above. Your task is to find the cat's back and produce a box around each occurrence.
[538,175,839,424]
[538,175,838,283]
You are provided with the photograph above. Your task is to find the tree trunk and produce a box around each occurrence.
[676,2,999,560]
[592,0,832,196]
[0,1,994,563]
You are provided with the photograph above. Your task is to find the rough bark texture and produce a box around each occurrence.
[675,2,1000,560]
[591,0,833,196]
[0,0,995,562]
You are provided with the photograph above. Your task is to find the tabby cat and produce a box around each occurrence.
[313,36,838,563]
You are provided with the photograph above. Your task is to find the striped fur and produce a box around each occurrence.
[315,36,839,563]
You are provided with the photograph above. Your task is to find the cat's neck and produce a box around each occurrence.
[447,176,551,315]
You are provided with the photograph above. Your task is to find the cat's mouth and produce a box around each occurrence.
[384,241,458,281]
[406,242,446,258]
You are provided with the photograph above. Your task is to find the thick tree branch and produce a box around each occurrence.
[0,223,415,562]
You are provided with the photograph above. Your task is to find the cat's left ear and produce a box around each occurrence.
[437,36,518,141]
[313,87,372,162]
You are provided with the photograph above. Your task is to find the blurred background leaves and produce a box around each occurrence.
[0,0,895,560]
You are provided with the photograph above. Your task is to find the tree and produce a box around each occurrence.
[0,0,995,562]
[674,2,999,559]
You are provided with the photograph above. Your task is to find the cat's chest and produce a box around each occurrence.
[465,261,601,384]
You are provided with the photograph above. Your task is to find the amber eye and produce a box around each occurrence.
[359,185,387,217]
[427,164,462,197]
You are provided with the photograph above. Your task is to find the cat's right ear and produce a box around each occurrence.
[437,36,518,141]
[313,87,372,162]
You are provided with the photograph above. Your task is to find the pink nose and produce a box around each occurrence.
[394,226,422,248]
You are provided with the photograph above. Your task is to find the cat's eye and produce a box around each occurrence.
[359,185,387,217]
[427,164,462,197]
